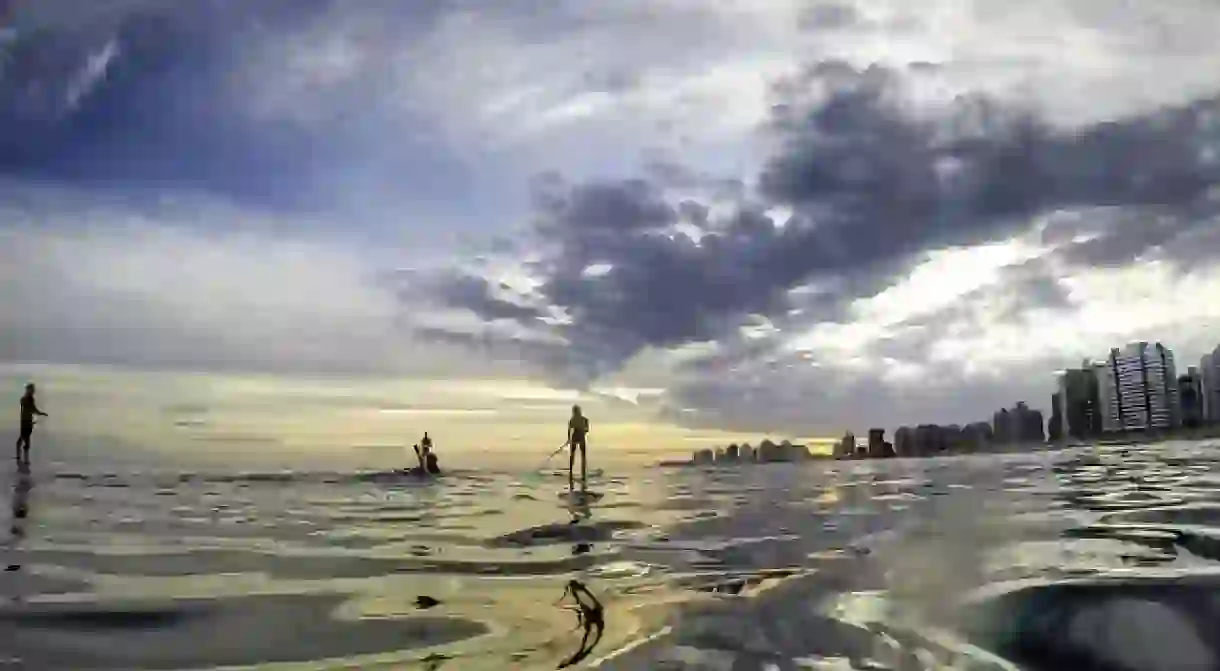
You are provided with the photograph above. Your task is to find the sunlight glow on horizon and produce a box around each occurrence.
[0,363,834,467]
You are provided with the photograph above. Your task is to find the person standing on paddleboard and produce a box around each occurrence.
[15,383,47,465]
[567,405,590,492]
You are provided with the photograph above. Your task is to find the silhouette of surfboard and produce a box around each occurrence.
[558,490,604,504]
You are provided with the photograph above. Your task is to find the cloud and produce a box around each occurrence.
[0,1,475,214]
[0,186,507,377]
[10,0,1218,210]
[668,213,1220,433]
[7,0,1220,435]
[758,61,1219,257]
[2,0,796,210]
[367,0,1220,186]
[426,61,1220,398]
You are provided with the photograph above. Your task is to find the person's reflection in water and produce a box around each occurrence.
[568,499,593,555]
[571,542,593,556]
[568,499,592,524]
[556,579,604,669]
[4,462,32,602]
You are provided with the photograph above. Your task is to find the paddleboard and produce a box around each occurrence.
[544,468,604,478]
[558,490,604,504]
[358,468,441,483]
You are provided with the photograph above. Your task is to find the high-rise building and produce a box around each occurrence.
[1057,365,1102,439]
[1022,403,1046,443]
[993,408,1014,444]
[835,432,856,459]
[1202,348,1220,424]
[867,428,893,458]
[1179,367,1204,429]
[894,426,913,456]
[1049,392,1063,441]
[993,402,1044,444]
[1102,342,1180,432]
[1203,353,1214,423]
[1096,360,1121,433]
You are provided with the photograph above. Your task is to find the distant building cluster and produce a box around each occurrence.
[834,421,999,459]
[837,339,1220,460]
[690,439,813,465]
[993,402,1045,444]
[1051,341,1220,440]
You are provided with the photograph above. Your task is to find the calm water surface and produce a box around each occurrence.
[5,441,1220,670]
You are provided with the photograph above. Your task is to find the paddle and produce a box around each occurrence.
[520,441,569,484]
[538,441,570,471]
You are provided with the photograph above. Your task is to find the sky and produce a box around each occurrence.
[2,0,1220,451]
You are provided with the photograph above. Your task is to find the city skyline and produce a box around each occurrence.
[1052,340,1220,443]
[838,337,1220,459]
[3,1,1220,445]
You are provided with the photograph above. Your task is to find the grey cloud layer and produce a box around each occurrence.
[0,213,512,378]
[8,1,1220,433]
[426,61,1220,388]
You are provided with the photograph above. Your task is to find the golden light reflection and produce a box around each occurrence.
[0,363,835,469]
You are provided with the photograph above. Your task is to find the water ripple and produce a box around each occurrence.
[4,441,1220,669]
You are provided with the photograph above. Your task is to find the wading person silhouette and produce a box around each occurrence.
[566,405,589,492]
[15,383,47,465]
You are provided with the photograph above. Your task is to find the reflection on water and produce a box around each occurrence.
[558,580,605,669]
[4,462,31,580]
[1,442,1220,669]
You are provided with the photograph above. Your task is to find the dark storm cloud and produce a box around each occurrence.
[413,324,601,389]
[758,61,1220,265]
[428,60,1220,384]
[1048,197,1220,270]
[422,272,546,323]
[3,3,313,199]
[0,0,456,211]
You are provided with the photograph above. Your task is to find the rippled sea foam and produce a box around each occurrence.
[5,440,1220,670]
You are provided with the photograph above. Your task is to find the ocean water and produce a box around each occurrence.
[5,440,1220,670]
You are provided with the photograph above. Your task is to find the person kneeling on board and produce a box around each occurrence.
[412,437,442,476]
[422,445,441,475]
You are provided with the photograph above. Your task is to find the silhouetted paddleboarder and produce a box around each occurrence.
[567,405,589,493]
[419,432,441,474]
[15,383,47,465]
[411,434,442,476]
[421,445,441,475]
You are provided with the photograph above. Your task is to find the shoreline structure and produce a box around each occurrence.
[666,339,1220,466]
[659,439,818,467]
[663,426,1220,468]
